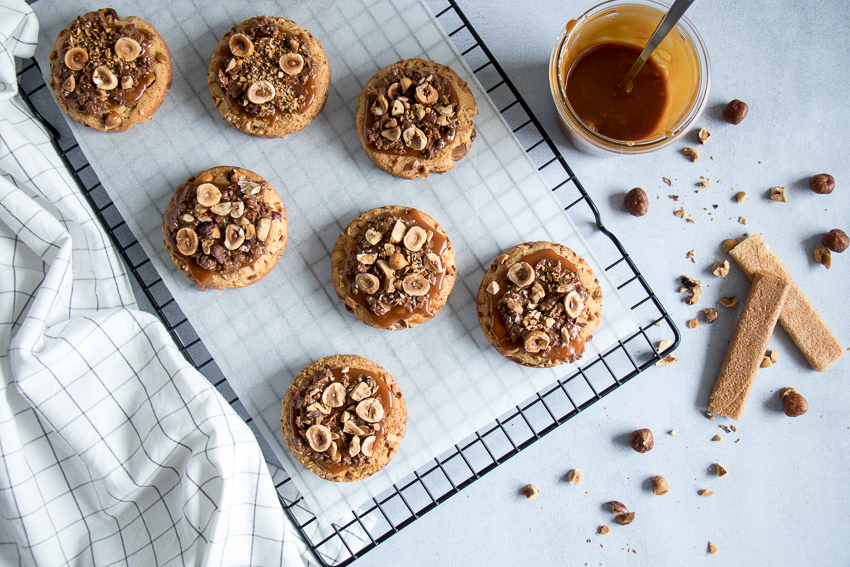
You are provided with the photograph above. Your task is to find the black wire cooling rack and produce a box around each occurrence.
[16,1,680,564]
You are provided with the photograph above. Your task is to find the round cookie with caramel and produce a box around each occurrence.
[47,8,172,132]
[331,206,457,330]
[356,58,477,179]
[208,16,330,138]
[281,355,407,482]
[477,242,603,368]
[161,166,287,290]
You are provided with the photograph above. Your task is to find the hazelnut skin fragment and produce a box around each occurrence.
[520,484,539,500]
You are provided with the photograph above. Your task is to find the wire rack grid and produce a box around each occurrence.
[14,1,680,565]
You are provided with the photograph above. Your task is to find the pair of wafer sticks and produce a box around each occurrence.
[709,234,844,420]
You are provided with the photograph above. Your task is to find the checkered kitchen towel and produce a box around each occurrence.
[0,2,306,565]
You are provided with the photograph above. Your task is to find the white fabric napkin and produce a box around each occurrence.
[0,2,307,565]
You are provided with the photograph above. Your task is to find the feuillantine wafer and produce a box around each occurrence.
[728,234,844,372]
[709,272,791,420]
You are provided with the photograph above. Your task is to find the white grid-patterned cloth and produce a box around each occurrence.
[0,2,306,565]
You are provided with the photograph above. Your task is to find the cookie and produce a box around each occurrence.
[356,58,477,179]
[47,8,172,132]
[477,242,603,368]
[207,16,330,138]
[331,205,457,330]
[280,355,407,482]
[161,166,287,290]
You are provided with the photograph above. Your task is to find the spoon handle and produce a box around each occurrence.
[619,0,696,93]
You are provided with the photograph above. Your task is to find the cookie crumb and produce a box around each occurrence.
[708,541,718,555]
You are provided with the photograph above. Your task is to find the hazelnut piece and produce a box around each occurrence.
[614,512,635,525]
[247,81,275,104]
[523,330,550,353]
[381,126,402,142]
[779,388,808,417]
[682,147,699,162]
[104,112,122,130]
[257,218,271,242]
[121,75,134,90]
[708,541,719,555]
[599,526,610,535]
[64,47,89,71]
[175,228,199,256]
[486,281,500,295]
[520,484,539,500]
[364,228,384,245]
[342,420,366,436]
[567,469,582,485]
[507,262,534,287]
[92,66,118,90]
[402,274,430,296]
[321,383,346,408]
[712,260,730,277]
[348,435,361,457]
[229,33,254,57]
[403,226,427,251]
[722,238,740,254]
[652,475,669,495]
[415,83,439,105]
[389,220,407,243]
[402,126,427,151]
[722,99,749,124]
[62,75,76,92]
[607,501,628,514]
[355,273,380,294]
[391,99,404,116]
[372,94,389,116]
[224,224,244,250]
[229,200,245,219]
[355,398,384,423]
[624,187,648,217]
[813,245,832,269]
[361,435,376,457]
[809,173,835,194]
[697,127,710,144]
[822,229,848,253]
[387,82,401,99]
[389,252,408,270]
[114,37,142,61]
[279,53,304,75]
[210,202,232,216]
[718,296,738,309]
[629,428,654,453]
[424,252,442,273]
[305,424,332,452]
[769,186,787,202]
[564,290,584,319]
[349,381,371,402]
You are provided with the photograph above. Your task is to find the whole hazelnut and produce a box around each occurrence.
[779,388,808,417]
[722,99,749,124]
[809,173,835,195]
[823,229,849,253]
[607,501,628,514]
[624,187,649,217]
[652,475,670,495]
[629,428,654,453]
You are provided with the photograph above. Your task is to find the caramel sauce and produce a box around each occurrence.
[344,209,448,328]
[488,248,587,362]
[288,367,394,476]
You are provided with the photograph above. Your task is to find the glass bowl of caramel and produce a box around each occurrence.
[549,0,710,155]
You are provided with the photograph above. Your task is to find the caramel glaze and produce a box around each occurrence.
[216,43,318,125]
[289,367,394,476]
[489,249,587,362]
[343,209,448,328]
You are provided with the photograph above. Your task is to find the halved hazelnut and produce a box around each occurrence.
[403,226,427,251]
[357,253,377,265]
[356,398,384,423]
[247,81,275,104]
[64,47,89,71]
[400,77,413,92]
[507,262,534,287]
[524,330,550,353]
[210,202,232,216]
[229,33,254,57]
[256,218,271,241]
[230,201,245,219]
[389,252,408,270]
[356,273,380,294]
[62,75,76,92]
[364,228,384,245]
[92,66,118,90]
[402,127,427,151]
[224,224,244,250]
[387,82,401,99]
[391,99,404,116]
[348,435,361,457]
[436,105,454,116]
[372,94,389,116]
[176,228,199,256]
[564,291,584,318]
[402,274,430,296]
[361,435,376,457]
[121,75,133,90]
[349,381,371,402]
[389,220,407,243]
[306,424,332,452]
[115,37,142,61]
[424,253,442,272]
[279,53,304,75]
[343,420,366,436]
[376,259,393,278]
[244,224,256,240]
[412,104,426,122]
[325,441,338,458]
[415,83,439,104]
[381,127,401,142]
[321,383,346,408]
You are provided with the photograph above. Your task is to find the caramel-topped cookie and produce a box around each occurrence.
[477,242,603,368]
[356,58,477,179]
[281,355,406,482]
[331,205,457,330]
[207,16,330,138]
[47,8,172,132]
[161,166,287,290]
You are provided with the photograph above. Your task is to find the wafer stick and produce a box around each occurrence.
[709,272,790,420]
[729,234,844,371]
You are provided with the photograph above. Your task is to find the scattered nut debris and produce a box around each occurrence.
[715,463,728,477]
[703,308,718,323]
[712,434,722,442]
[697,179,711,188]
[712,260,730,277]
[738,216,748,225]
[686,217,696,224]
[809,173,835,195]
[769,350,779,364]
[698,128,710,144]
[718,296,739,309]
[699,489,714,497]
[675,208,687,218]
[735,192,746,203]
[599,526,610,535]
[686,249,696,262]
[769,186,787,202]
[663,177,672,186]
[779,387,809,417]
[823,229,849,253]
[669,429,676,436]
[730,425,737,432]
[686,294,700,305]
[624,187,649,217]
[708,541,719,555]
[669,194,679,201]
[722,238,740,254]
[719,424,731,434]
[568,469,583,485]
[520,484,539,500]
[652,476,670,495]
[629,429,654,453]
[607,501,628,514]
[614,512,635,525]
[657,339,672,353]
[688,318,700,329]
[723,99,749,124]
[656,354,678,366]
[813,245,832,269]
[760,356,772,368]
[682,147,699,162]
[705,411,715,420]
